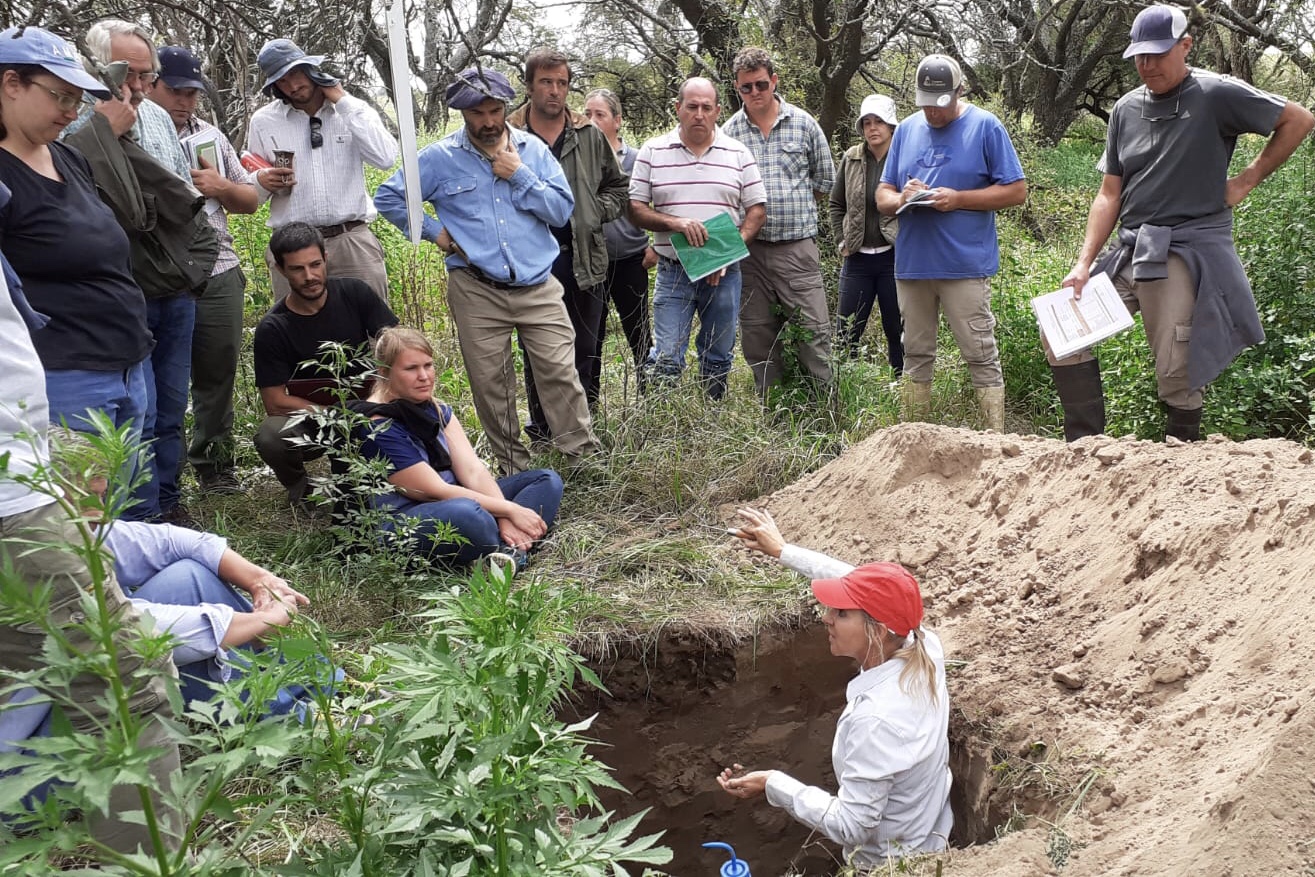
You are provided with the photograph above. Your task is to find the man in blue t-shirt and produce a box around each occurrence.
[877,55,1026,431]
[1048,5,1314,442]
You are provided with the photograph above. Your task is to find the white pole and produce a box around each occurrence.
[386,0,424,245]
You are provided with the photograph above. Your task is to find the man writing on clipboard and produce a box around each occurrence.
[1048,5,1312,442]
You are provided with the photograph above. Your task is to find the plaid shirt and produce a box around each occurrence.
[724,97,835,242]
[179,117,255,276]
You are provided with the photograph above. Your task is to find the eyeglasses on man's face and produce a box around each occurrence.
[737,80,771,95]
[125,69,159,87]
[310,116,323,148]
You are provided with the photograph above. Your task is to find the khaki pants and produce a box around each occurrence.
[897,276,1002,388]
[0,501,182,855]
[266,222,390,303]
[254,415,326,498]
[1046,254,1200,409]
[446,268,599,475]
[739,237,833,395]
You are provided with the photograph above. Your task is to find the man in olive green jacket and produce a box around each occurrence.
[508,48,629,445]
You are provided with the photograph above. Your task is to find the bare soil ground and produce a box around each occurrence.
[579,423,1315,876]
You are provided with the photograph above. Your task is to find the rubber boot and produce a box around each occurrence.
[1050,361,1106,441]
[1165,405,1202,442]
[975,386,1005,432]
[900,380,932,422]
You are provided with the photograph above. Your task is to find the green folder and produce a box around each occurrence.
[670,211,750,282]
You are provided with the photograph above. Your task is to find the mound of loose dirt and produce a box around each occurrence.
[755,423,1315,876]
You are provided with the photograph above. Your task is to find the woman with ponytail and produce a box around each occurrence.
[718,507,952,865]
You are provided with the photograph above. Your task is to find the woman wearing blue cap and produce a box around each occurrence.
[0,26,153,449]
[718,507,953,866]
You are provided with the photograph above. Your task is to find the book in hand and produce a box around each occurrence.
[670,211,750,282]
[1031,272,1135,360]
[896,188,937,215]
[180,131,226,214]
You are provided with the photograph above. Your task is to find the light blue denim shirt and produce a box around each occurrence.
[374,125,574,287]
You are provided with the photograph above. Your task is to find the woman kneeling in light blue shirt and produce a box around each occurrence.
[719,508,953,866]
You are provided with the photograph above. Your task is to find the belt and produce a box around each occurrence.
[317,219,366,238]
[459,266,522,291]
[754,236,811,246]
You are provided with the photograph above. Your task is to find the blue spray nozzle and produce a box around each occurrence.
[702,841,751,877]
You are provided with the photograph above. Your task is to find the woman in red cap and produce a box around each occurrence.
[718,507,952,865]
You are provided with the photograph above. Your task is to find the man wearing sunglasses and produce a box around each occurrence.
[247,38,398,304]
[148,47,260,498]
[723,47,836,400]
[1049,4,1313,443]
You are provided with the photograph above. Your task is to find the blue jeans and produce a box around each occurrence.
[649,257,741,399]
[125,560,334,718]
[374,469,564,565]
[837,249,903,373]
[132,295,197,518]
[44,361,149,497]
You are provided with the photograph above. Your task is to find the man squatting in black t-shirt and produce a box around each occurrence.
[252,222,397,507]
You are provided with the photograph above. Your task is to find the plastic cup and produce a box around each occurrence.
[273,150,294,169]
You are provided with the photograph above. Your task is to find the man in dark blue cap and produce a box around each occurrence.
[246,38,397,303]
[148,47,260,495]
[1048,4,1314,442]
[374,67,600,476]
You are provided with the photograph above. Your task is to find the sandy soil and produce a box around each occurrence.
[746,423,1315,876]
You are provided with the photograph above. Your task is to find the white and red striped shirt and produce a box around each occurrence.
[629,127,766,258]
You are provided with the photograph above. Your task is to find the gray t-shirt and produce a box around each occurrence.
[1099,70,1286,230]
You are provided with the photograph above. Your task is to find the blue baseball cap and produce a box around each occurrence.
[1123,5,1189,58]
[157,45,207,90]
[0,26,111,98]
[257,38,324,93]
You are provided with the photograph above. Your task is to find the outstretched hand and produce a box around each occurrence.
[717,763,771,799]
[729,507,785,558]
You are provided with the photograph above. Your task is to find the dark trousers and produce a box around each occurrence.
[837,249,903,374]
[522,247,605,440]
[594,250,653,392]
[188,266,245,478]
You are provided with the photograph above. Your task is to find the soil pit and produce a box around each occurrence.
[574,424,1315,877]
[569,626,1034,876]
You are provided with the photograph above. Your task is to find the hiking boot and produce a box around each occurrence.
[975,385,1006,432]
[159,504,200,530]
[900,380,932,422]
[199,469,243,495]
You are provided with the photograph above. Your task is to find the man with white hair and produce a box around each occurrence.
[67,19,205,527]
[1048,4,1314,442]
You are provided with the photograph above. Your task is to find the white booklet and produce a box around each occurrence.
[896,188,936,215]
[1031,272,1134,359]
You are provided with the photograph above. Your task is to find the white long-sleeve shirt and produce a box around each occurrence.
[765,544,953,864]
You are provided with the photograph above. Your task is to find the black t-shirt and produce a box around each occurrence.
[252,278,398,388]
[0,142,151,371]
[526,118,573,250]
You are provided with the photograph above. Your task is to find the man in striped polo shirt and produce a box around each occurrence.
[629,78,767,400]
[724,47,836,399]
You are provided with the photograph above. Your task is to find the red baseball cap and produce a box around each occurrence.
[811,562,924,637]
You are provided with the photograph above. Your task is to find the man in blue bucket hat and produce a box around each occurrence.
[246,37,397,304]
